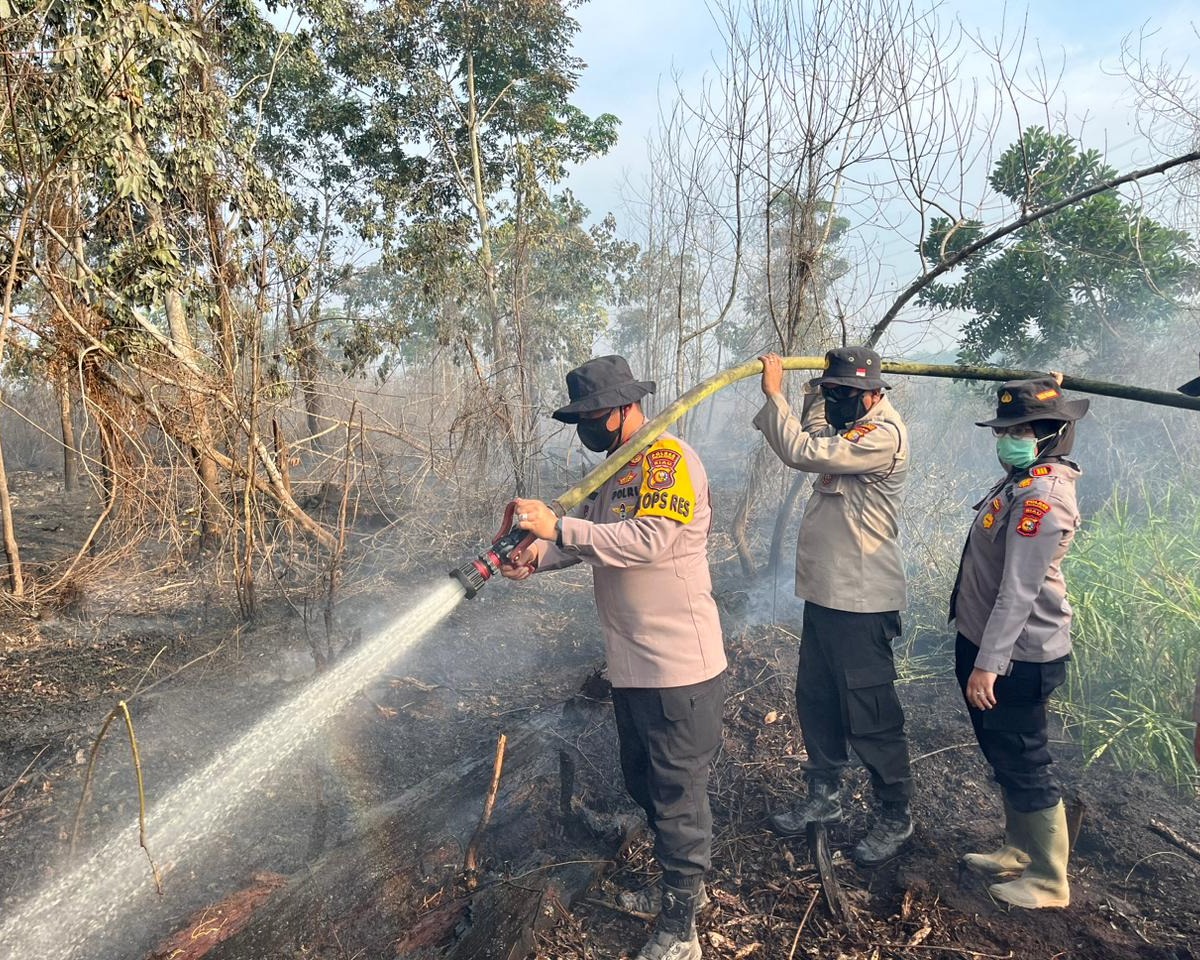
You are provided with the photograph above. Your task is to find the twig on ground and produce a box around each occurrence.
[872,945,1013,959]
[911,742,977,764]
[1148,818,1200,863]
[0,744,49,812]
[126,643,225,702]
[787,888,820,960]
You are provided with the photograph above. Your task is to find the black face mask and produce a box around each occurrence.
[822,389,868,429]
[577,408,624,453]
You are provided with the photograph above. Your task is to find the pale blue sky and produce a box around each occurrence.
[567,0,1199,220]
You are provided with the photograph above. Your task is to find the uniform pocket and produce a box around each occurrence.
[980,700,1045,734]
[844,663,903,735]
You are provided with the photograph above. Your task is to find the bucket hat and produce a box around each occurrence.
[811,346,890,391]
[975,377,1089,428]
[551,355,656,424]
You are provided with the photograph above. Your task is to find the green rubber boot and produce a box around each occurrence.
[989,801,1070,909]
[963,799,1032,879]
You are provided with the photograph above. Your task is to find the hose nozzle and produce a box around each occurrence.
[448,507,533,599]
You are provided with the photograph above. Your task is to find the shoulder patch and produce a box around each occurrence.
[638,439,696,524]
[1029,465,1053,477]
[1023,498,1052,514]
[842,422,879,444]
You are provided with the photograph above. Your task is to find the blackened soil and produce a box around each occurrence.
[537,622,1200,960]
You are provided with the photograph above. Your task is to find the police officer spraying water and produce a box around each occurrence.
[949,374,1088,909]
[503,355,726,960]
[754,347,915,866]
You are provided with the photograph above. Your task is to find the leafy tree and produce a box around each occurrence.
[919,128,1197,368]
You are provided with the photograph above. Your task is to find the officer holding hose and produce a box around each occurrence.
[502,355,725,960]
[755,346,915,866]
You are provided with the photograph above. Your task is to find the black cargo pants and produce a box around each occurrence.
[796,602,913,803]
[954,633,1067,813]
[611,671,725,886]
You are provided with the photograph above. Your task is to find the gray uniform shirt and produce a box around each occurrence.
[950,461,1082,675]
[534,432,727,689]
[753,392,908,613]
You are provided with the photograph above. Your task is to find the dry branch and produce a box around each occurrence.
[464,732,508,887]
[1148,818,1200,863]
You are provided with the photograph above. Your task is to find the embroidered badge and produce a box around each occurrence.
[646,447,681,491]
[842,422,878,444]
[982,513,995,529]
[1000,391,1013,404]
[1023,499,1052,514]
[616,467,639,485]
[611,502,635,520]
[1017,478,1033,488]
[991,497,1003,511]
[1017,516,1042,537]
[1030,465,1052,477]
[637,439,696,525]
[1035,388,1060,400]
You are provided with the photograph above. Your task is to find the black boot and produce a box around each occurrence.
[619,880,710,915]
[852,800,913,866]
[634,880,701,960]
[768,774,843,837]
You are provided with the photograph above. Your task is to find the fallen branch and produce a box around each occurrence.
[464,732,508,887]
[1148,818,1200,863]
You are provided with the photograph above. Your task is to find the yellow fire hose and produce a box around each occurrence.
[551,357,1200,515]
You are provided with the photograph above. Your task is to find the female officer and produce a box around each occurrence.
[948,374,1088,909]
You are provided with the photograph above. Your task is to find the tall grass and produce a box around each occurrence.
[1063,488,1200,788]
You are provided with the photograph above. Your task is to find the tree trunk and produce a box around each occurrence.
[58,377,79,493]
[0,414,23,596]
[731,440,775,577]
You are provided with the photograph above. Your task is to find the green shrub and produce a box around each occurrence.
[1063,490,1200,787]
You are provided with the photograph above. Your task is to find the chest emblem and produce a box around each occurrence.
[991,497,1003,511]
[611,501,636,520]
[1017,477,1033,488]
[981,513,995,529]
[1030,465,1052,477]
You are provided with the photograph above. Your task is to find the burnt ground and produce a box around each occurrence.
[0,469,1198,960]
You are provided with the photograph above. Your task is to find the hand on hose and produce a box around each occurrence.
[1048,370,1064,386]
[512,498,558,541]
[759,353,784,398]
[499,550,536,580]
[966,667,998,710]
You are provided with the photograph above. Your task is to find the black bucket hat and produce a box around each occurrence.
[812,346,890,390]
[975,377,1089,428]
[551,355,656,424]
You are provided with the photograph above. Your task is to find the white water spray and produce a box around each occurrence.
[0,580,466,960]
